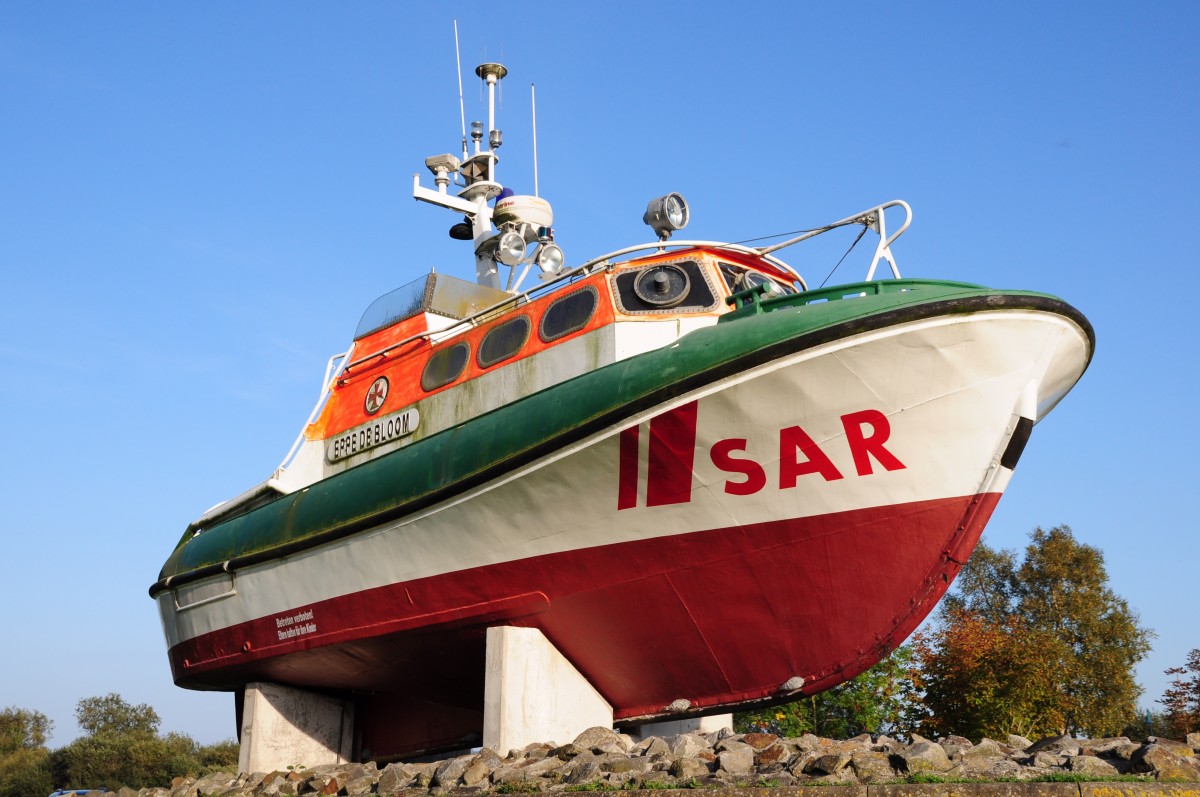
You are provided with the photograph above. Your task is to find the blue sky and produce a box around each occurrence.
[2,2,1196,746]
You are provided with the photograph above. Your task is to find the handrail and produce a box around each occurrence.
[573,240,807,287]
[337,201,912,378]
[274,345,353,475]
[339,239,795,377]
[756,199,912,281]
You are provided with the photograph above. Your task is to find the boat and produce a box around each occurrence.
[150,61,1093,760]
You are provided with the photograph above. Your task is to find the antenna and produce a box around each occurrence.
[531,83,539,197]
[453,20,467,162]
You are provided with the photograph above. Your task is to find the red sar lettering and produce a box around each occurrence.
[710,409,905,496]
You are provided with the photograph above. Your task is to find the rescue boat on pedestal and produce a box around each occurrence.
[151,62,1092,760]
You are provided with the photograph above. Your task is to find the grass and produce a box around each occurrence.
[496,780,543,793]
[563,782,617,792]
[892,772,1154,785]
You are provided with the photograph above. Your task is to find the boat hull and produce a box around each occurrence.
[156,294,1091,757]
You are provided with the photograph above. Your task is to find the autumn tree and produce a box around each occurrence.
[1158,648,1200,737]
[912,610,1069,739]
[736,646,920,738]
[917,525,1152,738]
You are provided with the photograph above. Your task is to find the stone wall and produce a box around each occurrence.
[101,728,1200,796]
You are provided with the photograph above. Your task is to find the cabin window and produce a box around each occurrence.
[421,341,471,391]
[478,315,532,369]
[540,286,599,343]
[719,262,797,295]
[611,260,719,315]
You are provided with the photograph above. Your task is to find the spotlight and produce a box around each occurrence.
[643,193,689,240]
[495,231,526,266]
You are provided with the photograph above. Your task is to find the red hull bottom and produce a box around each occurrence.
[175,493,997,757]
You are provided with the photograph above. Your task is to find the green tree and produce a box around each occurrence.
[0,706,52,754]
[50,694,240,790]
[0,707,54,797]
[918,526,1153,738]
[0,747,53,797]
[75,693,160,738]
[736,646,920,738]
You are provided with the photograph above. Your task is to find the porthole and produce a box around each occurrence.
[478,315,532,369]
[540,286,599,343]
[421,341,470,391]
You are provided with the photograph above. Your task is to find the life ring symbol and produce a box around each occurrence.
[364,377,389,415]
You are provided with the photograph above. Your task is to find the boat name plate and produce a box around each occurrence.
[327,406,421,463]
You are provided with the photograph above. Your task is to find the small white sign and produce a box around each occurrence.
[327,406,420,462]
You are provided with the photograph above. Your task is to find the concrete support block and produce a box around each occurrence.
[631,713,734,741]
[483,626,613,753]
[238,682,354,773]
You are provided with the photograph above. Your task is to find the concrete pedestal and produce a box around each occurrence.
[483,626,613,753]
[630,713,734,741]
[238,682,354,773]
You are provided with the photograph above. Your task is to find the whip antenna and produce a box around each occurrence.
[531,83,539,197]
[454,20,467,161]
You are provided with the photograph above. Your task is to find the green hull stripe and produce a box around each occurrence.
[151,280,1092,594]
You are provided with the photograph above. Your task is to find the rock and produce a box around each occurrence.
[1032,751,1067,768]
[793,733,824,753]
[755,742,789,766]
[1149,737,1197,757]
[955,757,1033,780]
[490,762,528,785]
[563,758,602,786]
[669,757,710,779]
[1007,734,1034,751]
[806,750,852,775]
[961,737,1003,762]
[525,755,568,781]
[1066,754,1120,776]
[900,738,953,773]
[545,742,578,760]
[849,750,896,783]
[600,754,644,774]
[872,735,904,754]
[939,734,973,759]
[328,763,374,796]
[1135,743,1200,780]
[522,741,555,759]
[643,736,671,758]
[461,758,492,787]
[193,773,237,796]
[1027,734,1081,756]
[741,732,779,751]
[704,726,735,745]
[717,744,755,774]
[1189,732,1200,753]
[376,762,418,793]
[573,726,629,753]
[302,774,338,795]
[668,732,710,758]
[431,754,471,787]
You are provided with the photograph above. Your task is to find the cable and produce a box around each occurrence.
[818,225,869,289]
